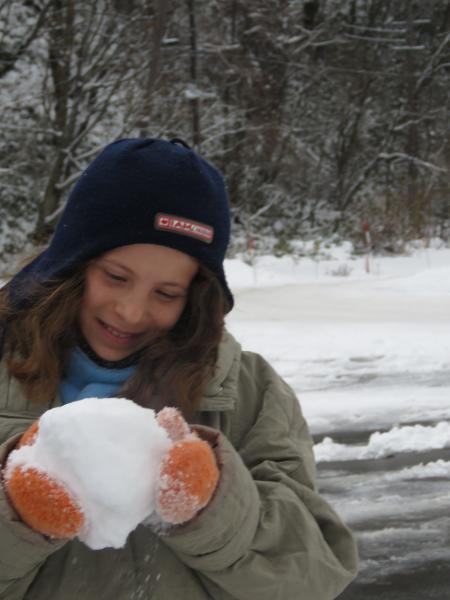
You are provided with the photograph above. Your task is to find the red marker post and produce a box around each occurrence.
[362,222,372,274]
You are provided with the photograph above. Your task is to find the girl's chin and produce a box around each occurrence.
[96,346,135,361]
[84,339,135,361]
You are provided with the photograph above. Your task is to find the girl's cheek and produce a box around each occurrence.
[157,306,183,330]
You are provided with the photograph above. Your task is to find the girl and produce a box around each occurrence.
[0,138,357,599]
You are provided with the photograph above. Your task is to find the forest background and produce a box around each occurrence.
[0,0,449,261]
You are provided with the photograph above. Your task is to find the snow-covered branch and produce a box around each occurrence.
[378,153,446,173]
[415,33,450,94]
[0,0,53,78]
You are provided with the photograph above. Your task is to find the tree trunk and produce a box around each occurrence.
[35,0,75,240]
[405,1,421,236]
[187,0,201,148]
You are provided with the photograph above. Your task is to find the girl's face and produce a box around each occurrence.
[79,244,199,361]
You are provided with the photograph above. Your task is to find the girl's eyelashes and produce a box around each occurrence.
[105,270,127,282]
[157,290,183,300]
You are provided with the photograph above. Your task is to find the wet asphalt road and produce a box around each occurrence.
[315,428,450,600]
[338,561,450,600]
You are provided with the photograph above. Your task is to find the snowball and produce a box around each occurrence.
[6,397,172,549]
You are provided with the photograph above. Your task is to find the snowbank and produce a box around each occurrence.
[314,421,450,462]
[224,244,450,293]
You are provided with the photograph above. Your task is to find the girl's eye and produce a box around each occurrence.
[157,290,180,300]
[106,271,127,282]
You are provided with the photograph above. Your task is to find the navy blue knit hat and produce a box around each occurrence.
[9,138,233,309]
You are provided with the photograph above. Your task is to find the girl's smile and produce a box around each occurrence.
[96,318,144,346]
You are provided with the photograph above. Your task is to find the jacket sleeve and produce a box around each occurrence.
[162,353,358,599]
[0,429,66,600]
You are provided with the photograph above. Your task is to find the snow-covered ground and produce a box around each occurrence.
[224,242,450,591]
[225,242,450,441]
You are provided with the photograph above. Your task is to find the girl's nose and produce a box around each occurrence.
[115,296,150,327]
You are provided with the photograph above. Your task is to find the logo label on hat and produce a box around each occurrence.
[155,213,214,244]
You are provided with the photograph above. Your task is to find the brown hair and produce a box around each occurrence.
[0,262,229,418]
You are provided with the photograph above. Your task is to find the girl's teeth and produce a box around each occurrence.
[106,325,131,339]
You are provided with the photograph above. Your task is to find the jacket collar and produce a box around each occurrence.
[198,330,241,412]
[0,330,241,414]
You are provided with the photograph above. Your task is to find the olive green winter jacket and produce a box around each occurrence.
[0,331,357,599]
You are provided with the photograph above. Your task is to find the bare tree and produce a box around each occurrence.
[35,0,162,239]
[0,0,449,258]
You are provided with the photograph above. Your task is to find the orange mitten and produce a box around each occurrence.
[156,408,220,524]
[3,421,85,539]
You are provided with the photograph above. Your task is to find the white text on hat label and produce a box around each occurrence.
[155,213,214,244]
